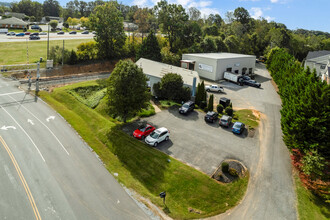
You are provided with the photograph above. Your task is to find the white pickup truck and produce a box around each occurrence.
[205,85,224,93]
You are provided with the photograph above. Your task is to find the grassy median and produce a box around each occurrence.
[38,80,249,219]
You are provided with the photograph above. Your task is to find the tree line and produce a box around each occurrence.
[266,47,329,203]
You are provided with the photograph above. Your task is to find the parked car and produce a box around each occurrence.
[219,115,232,127]
[204,111,219,123]
[205,85,224,93]
[81,31,89,34]
[57,31,65,35]
[92,31,96,34]
[7,32,15,36]
[179,101,195,114]
[24,32,31,35]
[244,80,261,88]
[145,127,170,147]
[31,25,40,30]
[232,122,245,134]
[16,33,25,37]
[56,27,62,31]
[133,124,155,140]
[69,31,77,34]
[219,97,231,108]
[29,35,40,40]
[30,32,39,36]
[241,75,251,82]
[39,32,47,35]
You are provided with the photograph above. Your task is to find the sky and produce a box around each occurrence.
[3,0,330,33]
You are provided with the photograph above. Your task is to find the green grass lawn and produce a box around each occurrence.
[294,173,329,220]
[38,80,249,219]
[0,39,93,65]
[233,109,259,130]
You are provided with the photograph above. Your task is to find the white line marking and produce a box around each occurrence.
[46,116,55,122]
[0,106,45,162]
[1,125,16,130]
[8,95,69,155]
[27,119,34,125]
[0,91,24,97]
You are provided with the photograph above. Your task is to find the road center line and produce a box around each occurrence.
[8,95,70,155]
[0,105,45,162]
[0,136,42,220]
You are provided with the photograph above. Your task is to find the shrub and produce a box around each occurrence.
[152,82,161,98]
[208,94,214,111]
[225,107,233,116]
[200,101,207,109]
[77,41,98,61]
[203,107,208,112]
[68,50,78,65]
[229,168,238,177]
[222,162,229,173]
[179,87,191,102]
[217,104,224,113]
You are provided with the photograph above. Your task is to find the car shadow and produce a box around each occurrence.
[155,139,174,155]
[167,106,199,121]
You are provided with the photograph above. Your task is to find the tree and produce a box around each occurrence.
[207,94,214,111]
[234,7,250,25]
[188,7,201,21]
[215,37,228,52]
[136,30,161,62]
[107,60,150,122]
[90,2,126,60]
[195,82,201,106]
[43,0,61,17]
[76,41,98,61]
[160,73,184,101]
[160,47,180,66]
[154,0,188,52]
[224,35,239,53]
[217,104,224,113]
[133,8,150,41]
[49,20,58,29]
[79,16,89,28]
[200,36,217,52]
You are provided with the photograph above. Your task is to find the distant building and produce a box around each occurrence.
[304,50,330,84]
[4,12,26,19]
[136,58,200,95]
[181,53,256,81]
[123,22,138,31]
[41,16,63,23]
[0,17,28,29]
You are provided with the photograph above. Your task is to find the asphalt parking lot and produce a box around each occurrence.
[123,107,258,175]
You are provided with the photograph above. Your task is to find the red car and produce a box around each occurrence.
[133,124,155,140]
[24,32,31,35]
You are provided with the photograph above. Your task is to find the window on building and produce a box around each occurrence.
[320,64,326,69]
[226,67,232,72]
[234,70,239,74]
[242,68,247,75]
[189,63,195,70]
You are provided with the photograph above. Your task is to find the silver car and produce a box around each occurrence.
[145,127,170,147]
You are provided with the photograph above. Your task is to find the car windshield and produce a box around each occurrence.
[150,131,159,139]
[207,112,214,116]
[234,123,241,128]
[138,125,147,132]
[182,104,189,108]
[221,119,227,123]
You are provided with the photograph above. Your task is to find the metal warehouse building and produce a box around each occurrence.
[136,58,200,95]
[181,53,256,81]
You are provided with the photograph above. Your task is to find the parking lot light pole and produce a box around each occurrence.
[47,24,50,60]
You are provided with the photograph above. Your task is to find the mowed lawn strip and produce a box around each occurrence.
[294,173,329,220]
[0,39,93,65]
[39,81,249,219]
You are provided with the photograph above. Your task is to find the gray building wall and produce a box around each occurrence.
[182,54,256,81]
[304,61,327,77]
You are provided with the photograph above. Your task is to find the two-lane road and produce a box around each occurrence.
[0,78,149,219]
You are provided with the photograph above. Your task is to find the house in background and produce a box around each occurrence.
[4,12,26,19]
[304,50,330,84]
[41,16,63,24]
[136,58,200,95]
[0,17,28,29]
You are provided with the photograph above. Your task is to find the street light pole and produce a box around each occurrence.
[47,23,50,60]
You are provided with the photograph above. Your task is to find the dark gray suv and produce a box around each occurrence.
[219,115,232,127]
[179,101,195,114]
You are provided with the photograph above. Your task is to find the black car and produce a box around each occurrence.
[219,97,231,108]
[29,35,40,40]
[81,31,89,34]
[204,111,219,123]
[69,31,77,34]
[31,25,40,30]
[179,101,195,114]
[30,32,39,36]
[244,80,261,88]
[57,31,65,35]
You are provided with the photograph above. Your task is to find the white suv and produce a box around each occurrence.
[145,127,170,147]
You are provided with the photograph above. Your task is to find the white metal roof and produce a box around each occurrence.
[136,58,200,86]
[183,53,256,59]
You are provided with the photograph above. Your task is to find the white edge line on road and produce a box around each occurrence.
[8,95,70,156]
[0,106,45,162]
[0,91,25,97]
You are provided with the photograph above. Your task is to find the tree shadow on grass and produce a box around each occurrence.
[107,125,170,194]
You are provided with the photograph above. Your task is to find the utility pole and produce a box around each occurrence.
[26,39,31,91]
[47,24,50,60]
[62,40,64,66]
[36,62,40,93]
